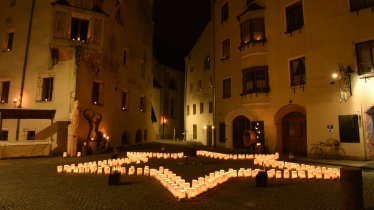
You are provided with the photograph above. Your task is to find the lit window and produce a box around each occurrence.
[242,66,269,94]
[223,78,231,98]
[70,17,89,41]
[221,2,229,23]
[285,1,303,34]
[92,81,104,105]
[356,40,374,76]
[121,91,129,111]
[240,18,266,48]
[42,77,54,101]
[290,57,306,86]
[221,38,230,60]
[0,81,10,103]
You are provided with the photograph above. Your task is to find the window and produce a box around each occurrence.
[10,0,16,7]
[121,91,129,111]
[0,81,10,103]
[169,79,176,90]
[290,57,306,86]
[219,122,225,143]
[140,96,146,112]
[221,38,230,60]
[193,124,197,139]
[170,99,175,119]
[240,18,265,48]
[4,32,14,51]
[193,104,196,115]
[187,105,190,116]
[189,83,193,93]
[223,78,231,98]
[115,0,123,24]
[70,17,89,41]
[350,0,374,12]
[356,40,374,76]
[242,66,269,94]
[198,80,202,91]
[41,77,54,101]
[1,130,8,140]
[209,77,213,88]
[204,56,210,70]
[27,130,35,140]
[339,115,360,143]
[221,2,229,23]
[285,1,303,34]
[209,101,213,113]
[200,102,204,114]
[92,81,104,105]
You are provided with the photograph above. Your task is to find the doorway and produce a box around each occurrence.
[282,112,307,156]
[206,125,212,146]
[232,116,251,148]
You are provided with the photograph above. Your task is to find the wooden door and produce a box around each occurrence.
[232,116,251,148]
[282,112,307,156]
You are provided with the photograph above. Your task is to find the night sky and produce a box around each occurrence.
[153,0,211,70]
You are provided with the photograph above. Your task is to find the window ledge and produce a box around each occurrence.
[359,72,374,79]
[220,56,230,62]
[239,39,267,50]
[241,88,270,96]
[285,26,303,35]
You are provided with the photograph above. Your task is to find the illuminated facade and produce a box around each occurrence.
[0,0,154,156]
[187,0,374,159]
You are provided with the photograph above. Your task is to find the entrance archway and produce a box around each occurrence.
[282,112,307,156]
[121,131,129,146]
[274,104,307,156]
[232,116,251,148]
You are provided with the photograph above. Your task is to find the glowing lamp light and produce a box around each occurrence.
[332,73,338,79]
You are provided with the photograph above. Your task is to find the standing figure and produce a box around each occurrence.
[68,100,79,156]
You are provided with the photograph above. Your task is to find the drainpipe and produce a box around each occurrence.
[16,0,36,140]
[211,0,216,147]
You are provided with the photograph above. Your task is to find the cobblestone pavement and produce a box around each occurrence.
[0,143,374,210]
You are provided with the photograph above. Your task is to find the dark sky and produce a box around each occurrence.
[153,0,211,70]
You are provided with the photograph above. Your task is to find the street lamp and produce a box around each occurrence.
[161,116,167,139]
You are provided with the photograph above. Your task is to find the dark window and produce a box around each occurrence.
[193,124,197,139]
[1,130,8,140]
[136,129,142,142]
[209,77,213,87]
[189,83,193,93]
[1,81,10,103]
[338,115,360,143]
[242,66,269,94]
[42,77,54,101]
[290,57,306,86]
[356,40,374,76]
[240,18,266,47]
[209,101,213,113]
[70,17,89,41]
[169,79,176,90]
[10,0,16,7]
[350,0,374,12]
[51,48,59,65]
[198,80,202,91]
[193,104,196,115]
[221,38,230,60]
[187,105,190,116]
[219,122,225,143]
[200,102,204,114]
[170,99,175,118]
[223,78,231,98]
[121,91,129,111]
[140,96,145,112]
[92,81,103,105]
[6,32,14,51]
[221,2,229,23]
[204,56,210,70]
[27,131,35,140]
[285,1,304,34]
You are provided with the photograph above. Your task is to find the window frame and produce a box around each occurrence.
[0,81,10,103]
[240,17,266,49]
[285,1,304,34]
[223,78,231,98]
[289,57,306,87]
[241,66,269,95]
[221,2,229,23]
[221,38,230,60]
[70,17,89,41]
[200,102,204,114]
[356,40,374,77]
[41,77,54,102]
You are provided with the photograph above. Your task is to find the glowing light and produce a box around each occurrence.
[332,73,338,79]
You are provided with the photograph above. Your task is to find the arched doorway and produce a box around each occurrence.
[282,112,307,156]
[121,131,129,146]
[232,116,251,148]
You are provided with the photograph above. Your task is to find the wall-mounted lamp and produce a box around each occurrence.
[327,124,333,132]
